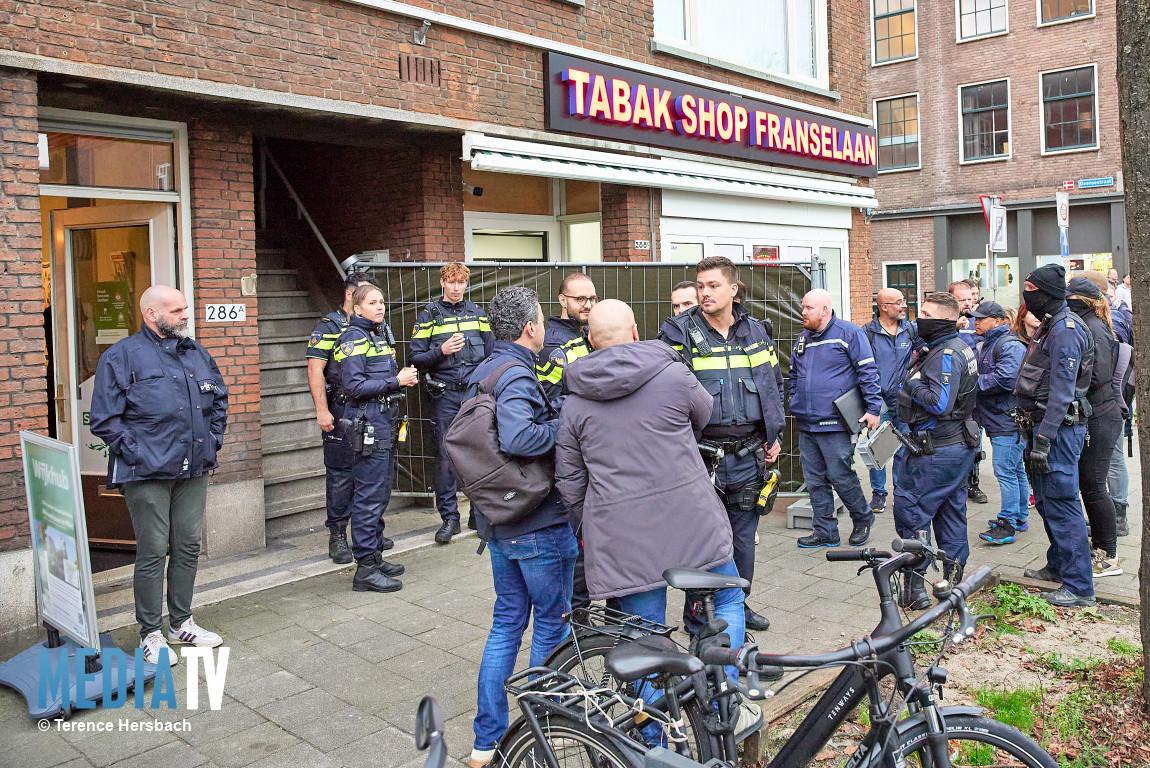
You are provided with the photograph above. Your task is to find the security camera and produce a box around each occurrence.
[463,183,484,197]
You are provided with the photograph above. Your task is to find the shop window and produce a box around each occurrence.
[1042,66,1097,152]
[39,133,175,191]
[873,0,916,64]
[655,0,824,80]
[1040,0,1091,24]
[875,95,920,171]
[564,220,602,262]
[960,80,1010,162]
[958,0,1007,40]
[472,232,549,261]
[884,263,919,319]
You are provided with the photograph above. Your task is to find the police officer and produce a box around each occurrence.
[334,284,418,592]
[950,280,988,505]
[409,263,494,543]
[670,280,699,316]
[892,292,979,609]
[1015,265,1097,608]
[788,289,882,550]
[306,273,376,564]
[90,285,228,665]
[659,256,784,632]
[537,273,597,404]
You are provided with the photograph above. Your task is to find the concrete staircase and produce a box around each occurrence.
[256,248,330,534]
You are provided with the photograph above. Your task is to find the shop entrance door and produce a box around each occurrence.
[49,203,176,562]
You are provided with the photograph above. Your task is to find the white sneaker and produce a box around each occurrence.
[1091,549,1123,578]
[141,631,179,666]
[167,617,223,647]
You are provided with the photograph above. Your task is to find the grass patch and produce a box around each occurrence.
[1105,636,1139,657]
[1041,652,1101,676]
[972,686,1042,733]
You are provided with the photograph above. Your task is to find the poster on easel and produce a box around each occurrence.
[22,431,100,650]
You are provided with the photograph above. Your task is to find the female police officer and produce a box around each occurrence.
[334,283,418,592]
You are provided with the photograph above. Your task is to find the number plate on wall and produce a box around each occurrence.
[204,303,247,322]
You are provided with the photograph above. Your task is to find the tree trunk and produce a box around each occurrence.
[1117,0,1150,704]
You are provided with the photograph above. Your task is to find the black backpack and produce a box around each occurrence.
[444,361,555,528]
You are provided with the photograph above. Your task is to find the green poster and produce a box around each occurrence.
[22,432,99,648]
[94,281,131,345]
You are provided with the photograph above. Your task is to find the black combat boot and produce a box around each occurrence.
[1115,502,1129,537]
[353,553,403,593]
[967,473,988,504]
[898,570,931,611]
[435,518,461,544]
[328,526,352,564]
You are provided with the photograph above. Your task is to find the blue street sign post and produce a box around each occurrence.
[1060,226,1069,258]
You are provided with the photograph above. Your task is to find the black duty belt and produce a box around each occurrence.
[348,393,406,409]
[426,377,469,392]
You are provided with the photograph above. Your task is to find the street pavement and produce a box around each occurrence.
[0,449,1141,768]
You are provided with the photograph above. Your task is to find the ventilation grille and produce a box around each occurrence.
[399,55,441,87]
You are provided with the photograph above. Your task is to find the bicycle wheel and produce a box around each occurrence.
[546,632,717,762]
[896,713,1058,768]
[499,715,636,768]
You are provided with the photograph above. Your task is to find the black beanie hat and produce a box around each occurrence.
[1027,264,1066,298]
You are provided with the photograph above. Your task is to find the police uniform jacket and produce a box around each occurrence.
[974,324,1025,437]
[467,341,568,541]
[90,324,228,485]
[863,314,917,410]
[1013,305,1094,441]
[898,331,978,435]
[408,299,494,385]
[537,334,592,406]
[787,313,882,432]
[335,314,401,433]
[541,316,584,364]
[305,309,350,390]
[657,303,785,446]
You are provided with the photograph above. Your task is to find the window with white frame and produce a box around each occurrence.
[1040,0,1091,24]
[958,0,1007,39]
[873,0,916,64]
[1042,66,1097,152]
[875,95,919,170]
[960,80,1010,161]
[654,0,825,81]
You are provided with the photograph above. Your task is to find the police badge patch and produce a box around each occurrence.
[309,330,323,346]
[549,348,566,367]
[340,339,356,357]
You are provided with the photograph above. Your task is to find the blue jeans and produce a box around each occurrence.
[989,435,1029,527]
[473,524,579,752]
[799,431,874,540]
[868,410,905,499]
[617,559,746,683]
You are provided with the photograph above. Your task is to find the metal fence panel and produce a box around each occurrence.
[360,262,813,496]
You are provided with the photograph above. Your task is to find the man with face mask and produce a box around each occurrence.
[1014,264,1097,608]
[892,292,980,609]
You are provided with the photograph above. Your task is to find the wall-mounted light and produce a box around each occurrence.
[414,20,431,45]
[463,182,484,197]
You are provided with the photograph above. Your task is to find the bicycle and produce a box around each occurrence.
[479,540,1058,768]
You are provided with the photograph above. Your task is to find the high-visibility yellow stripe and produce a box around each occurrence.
[692,353,752,371]
[309,339,336,351]
[412,319,491,338]
[748,347,779,367]
[334,339,394,361]
[536,361,563,384]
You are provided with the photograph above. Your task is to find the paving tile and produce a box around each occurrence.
[227,670,313,710]
[106,740,209,768]
[327,725,420,768]
[279,705,388,753]
[343,626,425,664]
[413,621,489,652]
[182,700,266,747]
[245,741,335,768]
[193,721,300,768]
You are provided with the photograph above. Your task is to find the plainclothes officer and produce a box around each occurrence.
[788,289,881,550]
[1066,276,1124,579]
[658,256,784,633]
[671,280,699,316]
[537,272,597,404]
[409,262,494,543]
[305,272,376,565]
[862,287,917,515]
[1015,265,1097,608]
[892,293,980,608]
[970,301,1029,545]
[90,285,227,666]
[334,284,418,593]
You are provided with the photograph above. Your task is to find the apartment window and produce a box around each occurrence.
[958,0,1007,39]
[1040,0,1091,24]
[961,80,1010,161]
[876,95,920,170]
[1042,66,1097,152]
[654,0,824,79]
[885,263,920,319]
[874,0,916,63]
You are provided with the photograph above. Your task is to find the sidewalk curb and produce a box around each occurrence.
[1001,574,1139,608]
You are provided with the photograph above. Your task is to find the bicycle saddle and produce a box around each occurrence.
[662,567,750,592]
[606,636,705,682]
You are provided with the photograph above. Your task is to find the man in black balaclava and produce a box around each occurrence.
[1013,264,1097,608]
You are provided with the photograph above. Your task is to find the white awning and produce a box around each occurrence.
[463,133,877,209]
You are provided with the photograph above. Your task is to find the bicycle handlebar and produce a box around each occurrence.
[699,565,993,671]
[891,537,926,553]
[825,547,893,562]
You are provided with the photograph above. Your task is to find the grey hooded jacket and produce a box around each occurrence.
[555,340,734,600]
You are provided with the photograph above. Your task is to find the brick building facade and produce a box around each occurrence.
[868,0,1125,313]
[0,0,875,632]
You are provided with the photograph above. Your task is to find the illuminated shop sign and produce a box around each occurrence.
[543,52,877,178]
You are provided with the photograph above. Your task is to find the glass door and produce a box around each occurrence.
[50,203,175,551]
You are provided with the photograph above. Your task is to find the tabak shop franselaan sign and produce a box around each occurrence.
[543,52,878,178]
